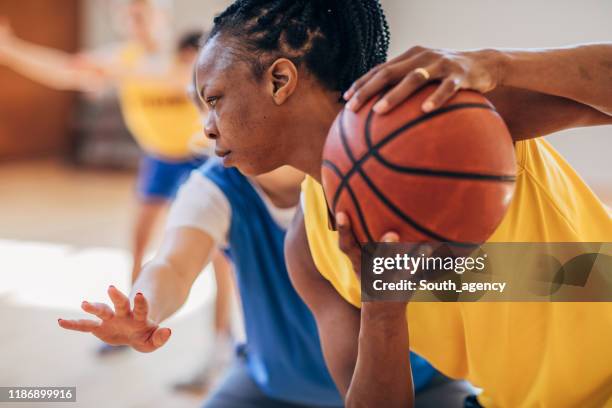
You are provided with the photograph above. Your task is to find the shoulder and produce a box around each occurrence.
[166,170,232,246]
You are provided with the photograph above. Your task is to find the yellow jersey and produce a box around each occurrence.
[302,138,612,407]
[115,43,203,159]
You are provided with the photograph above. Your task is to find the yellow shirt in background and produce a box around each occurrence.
[302,138,612,407]
[115,43,202,159]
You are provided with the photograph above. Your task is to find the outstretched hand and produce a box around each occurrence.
[58,285,171,353]
[344,46,501,114]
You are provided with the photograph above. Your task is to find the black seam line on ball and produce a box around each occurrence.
[332,102,499,213]
[367,103,515,180]
[322,159,374,242]
[369,159,517,181]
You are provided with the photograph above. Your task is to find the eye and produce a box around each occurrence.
[205,96,219,108]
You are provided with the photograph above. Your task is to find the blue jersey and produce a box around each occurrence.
[200,161,436,405]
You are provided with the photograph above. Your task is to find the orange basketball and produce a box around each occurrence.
[322,84,516,245]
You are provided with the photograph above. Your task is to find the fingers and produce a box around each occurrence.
[417,243,435,258]
[343,45,427,101]
[107,285,130,317]
[57,318,101,333]
[132,292,148,322]
[346,59,418,112]
[134,327,171,353]
[345,45,472,115]
[343,63,383,101]
[381,231,400,243]
[81,301,114,320]
[151,327,172,348]
[336,212,361,257]
[422,76,462,112]
[371,65,434,113]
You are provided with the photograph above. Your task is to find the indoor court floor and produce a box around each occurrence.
[0,159,222,408]
[0,159,610,408]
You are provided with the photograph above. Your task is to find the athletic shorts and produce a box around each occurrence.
[202,346,477,408]
[136,153,207,202]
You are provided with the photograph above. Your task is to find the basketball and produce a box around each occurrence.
[322,84,517,245]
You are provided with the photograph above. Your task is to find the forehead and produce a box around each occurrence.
[196,36,249,88]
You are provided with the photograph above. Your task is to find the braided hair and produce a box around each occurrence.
[207,0,390,95]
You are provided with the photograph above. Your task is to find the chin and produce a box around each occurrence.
[236,156,283,177]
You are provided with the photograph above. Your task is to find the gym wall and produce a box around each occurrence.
[0,0,80,160]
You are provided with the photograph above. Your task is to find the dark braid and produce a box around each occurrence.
[208,0,390,94]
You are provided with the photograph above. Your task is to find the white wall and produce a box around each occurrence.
[382,0,612,188]
[80,0,232,47]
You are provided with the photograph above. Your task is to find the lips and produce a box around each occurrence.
[214,148,231,158]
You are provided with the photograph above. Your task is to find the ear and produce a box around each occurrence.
[266,58,298,105]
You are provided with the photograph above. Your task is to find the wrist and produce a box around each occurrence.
[362,301,407,323]
[360,302,408,343]
[478,48,510,88]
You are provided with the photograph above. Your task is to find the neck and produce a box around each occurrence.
[253,168,304,209]
[285,91,344,183]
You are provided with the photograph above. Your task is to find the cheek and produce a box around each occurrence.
[222,97,273,149]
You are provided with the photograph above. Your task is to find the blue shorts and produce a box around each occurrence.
[136,154,207,202]
[202,348,476,408]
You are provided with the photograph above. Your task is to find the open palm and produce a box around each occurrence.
[58,285,171,353]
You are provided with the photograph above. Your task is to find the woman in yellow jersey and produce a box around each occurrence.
[0,0,234,358]
[192,0,612,406]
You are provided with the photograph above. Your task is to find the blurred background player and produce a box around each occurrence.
[58,157,349,407]
[0,1,234,356]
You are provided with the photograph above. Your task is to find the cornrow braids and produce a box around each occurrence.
[208,0,390,95]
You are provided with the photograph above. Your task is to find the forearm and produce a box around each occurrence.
[346,302,413,408]
[487,86,612,141]
[494,44,612,115]
[1,37,103,91]
[130,260,192,324]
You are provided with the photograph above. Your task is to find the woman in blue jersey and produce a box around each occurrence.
[56,156,451,407]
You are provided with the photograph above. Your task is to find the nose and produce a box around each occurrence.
[204,113,218,141]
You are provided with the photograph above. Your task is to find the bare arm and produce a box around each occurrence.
[0,19,193,94]
[486,86,612,141]
[0,26,110,92]
[497,44,612,116]
[58,226,215,352]
[345,43,612,138]
[131,226,215,324]
[285,207,413,407]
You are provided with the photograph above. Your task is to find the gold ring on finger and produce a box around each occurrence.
[413,67,430,80]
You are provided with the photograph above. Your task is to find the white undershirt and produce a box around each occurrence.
[166,171,297,247]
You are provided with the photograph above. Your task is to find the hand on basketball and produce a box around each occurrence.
[343,46,501,114]
[57,285,172,353]
[336,212,399,279]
